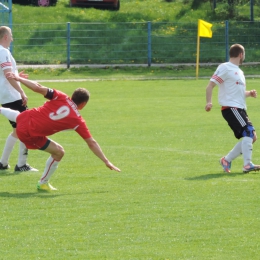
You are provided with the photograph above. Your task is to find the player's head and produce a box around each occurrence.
[229,44,245,65]
[71,88,90,110]
[0,26,13,47]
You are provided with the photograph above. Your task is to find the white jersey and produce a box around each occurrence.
[210,62,246,110]
[0,45,21,104]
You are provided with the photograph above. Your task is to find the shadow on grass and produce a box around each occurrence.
[0,190,109,199]
[185,172,246,181]
[0,170,40,176]
[0,192,62,199]
[0,171,19,176]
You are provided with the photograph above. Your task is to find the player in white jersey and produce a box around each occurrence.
[205,43,260,173]
[0,26,37,172]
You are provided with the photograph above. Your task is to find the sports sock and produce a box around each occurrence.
[40,156,59,184]
[241,136,253,166]
[17,142,28,167]
[0,134,17,166]
[225,141,242,162]
[0,107,20,122]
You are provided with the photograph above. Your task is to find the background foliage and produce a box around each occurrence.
[11,0,260,24]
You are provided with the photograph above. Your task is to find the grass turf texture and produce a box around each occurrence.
[18,64,260,81]
[1,79,260,259]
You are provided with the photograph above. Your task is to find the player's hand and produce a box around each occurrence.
[19,71,29,79]
[5,72,17,80]
[250,90,257,98]
[21,93,28,106]
[105,161,121,172]
[205,103,212,112]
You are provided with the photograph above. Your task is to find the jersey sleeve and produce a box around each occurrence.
[44,89,67,100]
[75,119,92,139]
[0,49,12,71]
[44,88,55,100]
[210,64,228,86]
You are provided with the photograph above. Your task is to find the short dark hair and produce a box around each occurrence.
[229,44,244,58]
[0,26,11,40]
[71,88,90,105]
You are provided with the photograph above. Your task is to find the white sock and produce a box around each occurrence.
[0,107,19,122]
[241,136,253,166]
[225,141,242,162]
[17,142,28,167]
[0,134,17,166]
[40,156,59,184]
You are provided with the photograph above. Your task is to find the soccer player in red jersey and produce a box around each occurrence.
[0,72,121,191]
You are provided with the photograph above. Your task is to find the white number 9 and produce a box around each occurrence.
[49,106,70,120]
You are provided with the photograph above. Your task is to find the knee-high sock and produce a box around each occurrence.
[17,142,28,167]
[0,107,19,122]
[241,136,253,166]
[0,134,17,166]
[40,156,59,184]
[225,141,242,162]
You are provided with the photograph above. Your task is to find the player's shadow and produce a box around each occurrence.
[185,172,245,181]
[0,170,20,177]
[0,192,62,199]
[0,190,109,199]
[0,170,32,176]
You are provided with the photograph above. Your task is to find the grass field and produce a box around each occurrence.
[1,78,260,259]
[17,64,260,81]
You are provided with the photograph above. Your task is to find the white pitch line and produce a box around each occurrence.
[33,76,260,83]
[64,142,221,156]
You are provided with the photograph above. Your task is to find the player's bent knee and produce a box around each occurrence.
[242,125,255,139]
[46,141,65,161]
[56,145,65,159]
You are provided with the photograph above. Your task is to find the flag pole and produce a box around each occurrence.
[196,19,213,79]
[196,21,200,79]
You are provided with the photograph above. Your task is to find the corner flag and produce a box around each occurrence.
[198,19,213,38]
[196,19,213,79]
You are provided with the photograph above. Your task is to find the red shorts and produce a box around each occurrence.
[16,112,49,150]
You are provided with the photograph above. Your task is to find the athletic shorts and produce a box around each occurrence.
[221,107,254,139]
[16,112,50,150]
[1,99,28,128]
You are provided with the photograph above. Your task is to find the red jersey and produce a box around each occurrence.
[17,89,91,140]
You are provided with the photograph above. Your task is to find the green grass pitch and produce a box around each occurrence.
[1,79,260,259]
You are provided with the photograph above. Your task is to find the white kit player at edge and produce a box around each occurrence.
[0,26,38,172]
[205,43,260,174]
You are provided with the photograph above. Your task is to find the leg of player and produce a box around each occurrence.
[0,108,20,169]
[37,140,65,191]
[225,141,242,162]
[242,126,260,173]
[0,108,38,172]
[0,132,17,169]
[0,107,20,122]
[220,141,242,173]
[15,141,39,172]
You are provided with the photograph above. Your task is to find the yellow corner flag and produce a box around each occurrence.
[196,19,213,79]
[198,19,213,38]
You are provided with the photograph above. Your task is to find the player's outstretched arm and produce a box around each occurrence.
[5,72,48,96]
[85,137,121,172]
